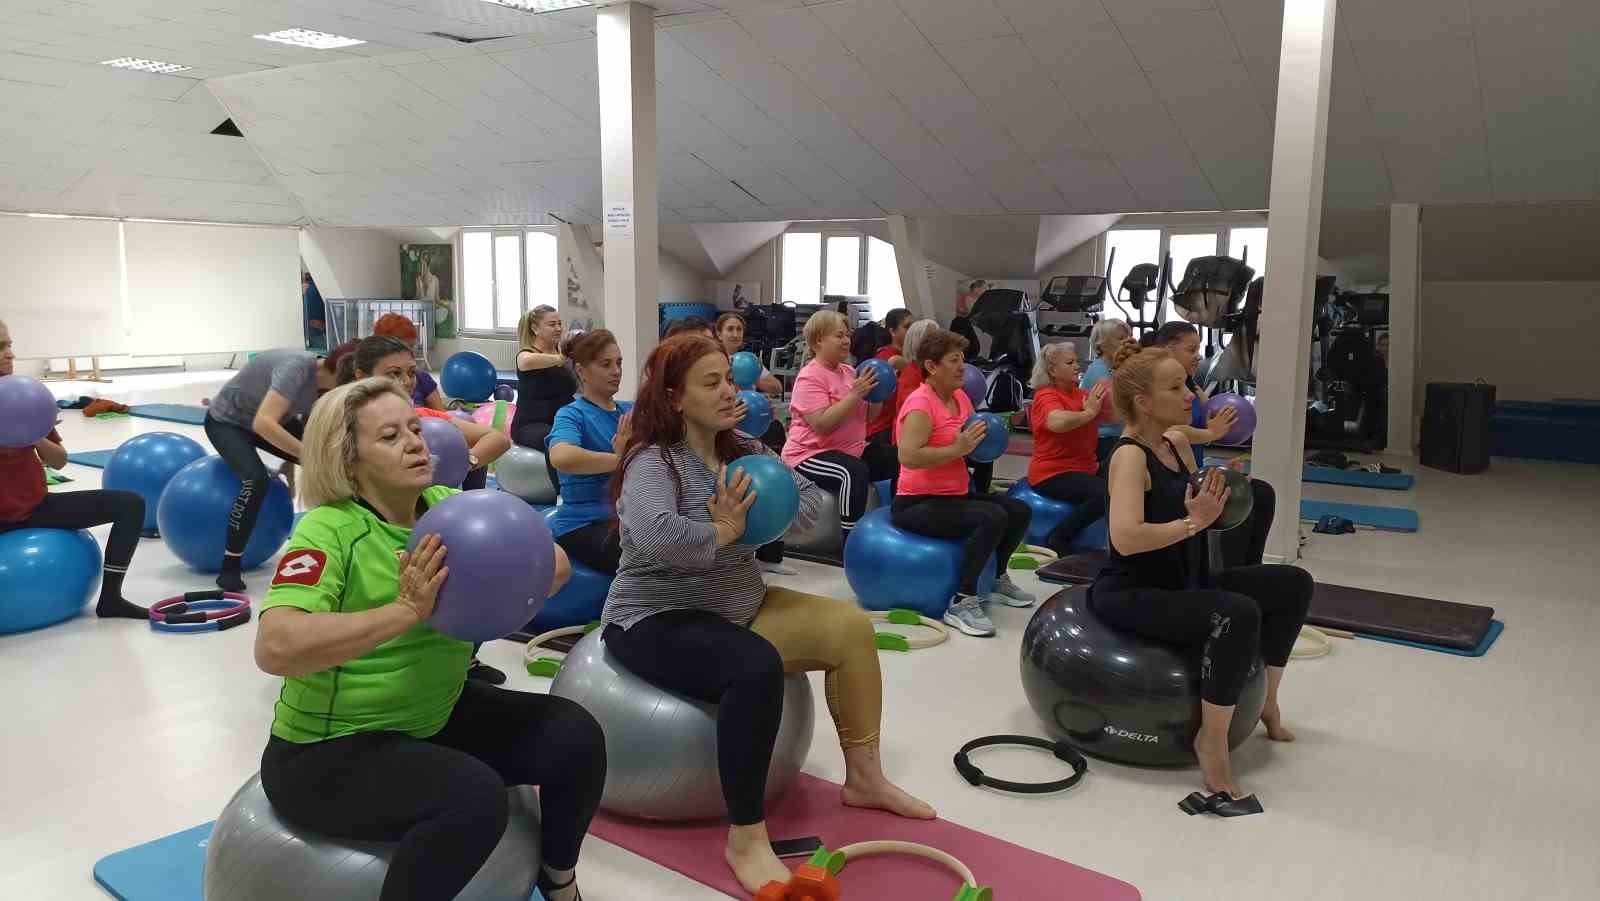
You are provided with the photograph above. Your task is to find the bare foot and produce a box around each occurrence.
[841,779,937,819]
[1260,702,1296,742]
[1194,728,1243,798]
[725,831,792,894]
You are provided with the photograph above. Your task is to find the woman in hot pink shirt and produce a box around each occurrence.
[893,329,1032,638]
[782,311,900,539]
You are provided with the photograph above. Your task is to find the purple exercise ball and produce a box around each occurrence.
[961,364,987,408]
[419,416,470,487]
[405,490,556,642]
[1205,393,1257,445]
[0,375,58,448]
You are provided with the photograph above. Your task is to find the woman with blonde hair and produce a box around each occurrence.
[780,311,899,541]
[1027,342,1111,555]
[254,377,597,901]
[510,305,573,493]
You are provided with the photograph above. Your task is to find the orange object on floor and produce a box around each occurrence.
[756,864,840,901]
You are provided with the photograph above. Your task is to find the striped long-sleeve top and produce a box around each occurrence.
[600,441,825,631]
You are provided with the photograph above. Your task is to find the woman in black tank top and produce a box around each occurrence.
[1091,341,1312,800]
[510,306,575,492]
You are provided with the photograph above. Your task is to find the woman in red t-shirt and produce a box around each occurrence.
[1028,342,1111,555]
[0,320,149,619]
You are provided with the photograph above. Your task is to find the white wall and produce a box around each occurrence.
[657,248,706,305]
[299,227,400,298]
[721,239,777,308]
[1421,281,1600,401]
[0,215,126,359]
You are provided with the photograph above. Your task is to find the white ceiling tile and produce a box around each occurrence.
[1339,0,1474,46]
[993,0,1108,31]
[1038,153,1141,211]
[1118,10,1240,73]
[810,0,930,56]
[1116,145,1219,211]
[894,0,1017,45]
[1023,21,1141,86]
[734,6,849,63]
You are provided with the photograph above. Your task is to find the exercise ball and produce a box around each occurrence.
[1190,466,1254,531]
[1005,480,1108,552]
[203,774,541,901]
[961,364,987,408]
[493,383,516,402]
[730,351,762,390]
[496,445,557,504]
[102,432,207,532]
[550,631,814,821]
[1205,393,1257,445]
[726,455,800,547]
[0,529,100,634]
[420,416,470,488]
[472,400,516,435]
[858,358,897,404]
[441,352,498,402]
[157,456,293,573]
[736,390,773,438]
[532,557,611,632]
[843,507,994,618]
[0,374,57,447]
[407,490,555,641]
[964,412,1008,463]
[1019,588,1265,767]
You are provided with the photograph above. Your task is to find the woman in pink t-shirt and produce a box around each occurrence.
[893,330,1033,638]
[781,311,900,540]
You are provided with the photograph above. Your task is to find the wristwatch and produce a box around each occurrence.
[468,453,481,469]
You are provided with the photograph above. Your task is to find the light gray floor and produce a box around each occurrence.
[3,372,1597,900]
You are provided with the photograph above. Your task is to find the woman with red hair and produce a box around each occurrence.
[602,335,934,893]
[372,313,446,411]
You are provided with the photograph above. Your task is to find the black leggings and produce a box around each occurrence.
[604,612,784,826]
[1031,471,1107,554]
[761,418,787,455]
[1219,479,1276,568]
[260,681,606,901]
[555,521,620,577]
[205,414,303,559]
[510,421,561,495]
[890,493,1031,596]
[1091,564,1313,706]
[0,489,143,596]
[794,445,899,533]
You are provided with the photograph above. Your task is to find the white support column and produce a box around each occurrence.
[887,215,937,323]
[1385,203,1421,455]
[1252,0,1339,564]
[596,1,658,401]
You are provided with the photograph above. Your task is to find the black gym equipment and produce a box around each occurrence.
[1307,281,1389,452]
[1189,466,1254,532]
[953,735,1088,794]
[963,288,1038,412]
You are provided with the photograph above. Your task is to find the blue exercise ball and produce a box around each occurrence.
[0,529,101,634]
[534,508,612,632]
[730,352,762,390]
[725,455,800,547]
[1006,480,1108,552]
[843,508,995,618]
[441,352,498,402]
[964,412,1008,463]
[858,358,897,404]
[736,390,773,438]
[102,432,207,532]
[157,456,294,573]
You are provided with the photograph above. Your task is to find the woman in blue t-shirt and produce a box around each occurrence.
[546,330,631,576]
[1080,318,1131,467]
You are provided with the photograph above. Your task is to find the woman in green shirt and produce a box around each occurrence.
[253,377,602,901]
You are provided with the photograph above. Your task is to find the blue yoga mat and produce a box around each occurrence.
[128,404,208,426]
[1302,466,1414,490]
[1360,619,1504,657]
[67,449,117,469]
[1300,499,1419,532]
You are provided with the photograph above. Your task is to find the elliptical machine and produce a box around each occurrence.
[1307,284,1388,452]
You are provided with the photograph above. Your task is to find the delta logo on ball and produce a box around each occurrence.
[272,551,327,586]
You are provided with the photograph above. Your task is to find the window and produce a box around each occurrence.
[866,237,905,319]
[824,235,861,295]
[1104,229,1161,306]
[1166,233,1219,296]
[779,232,821,306]
[460,228,560,333]
[1228,227,1268,269]
[780,230,905,320]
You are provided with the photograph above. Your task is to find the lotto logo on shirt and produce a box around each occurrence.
[272,550,327,586]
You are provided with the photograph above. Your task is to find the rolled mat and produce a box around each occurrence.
[589,772,1140,899]
[128,404,209,426]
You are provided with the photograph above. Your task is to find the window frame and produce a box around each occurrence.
[778,227,910,321]
[1098,222,1268,339]
[457,227,560,339]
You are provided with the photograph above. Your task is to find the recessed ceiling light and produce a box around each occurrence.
[253,28,367,50]
[100,57,192,75]
[478,0,593,12]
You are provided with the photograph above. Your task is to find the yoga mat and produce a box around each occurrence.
[1361,619,1504,657]
[67,449,117,469]
[1037,551,1108,585]
[1301,467,1414,490]
[1309,582,1493,650]
[128,404,208,426]
[1299,499,1418,532]
[589,773,1139,900]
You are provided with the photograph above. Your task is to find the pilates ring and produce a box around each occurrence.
[1291,625,1334,659]
[523,624,597,677]
[866,609,948,651]
[778,842,990,901]
[149,590,251,634]
[954,735,1088,795]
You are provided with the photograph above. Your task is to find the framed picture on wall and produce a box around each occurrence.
[715,281,761,310]
[402,243,456,339]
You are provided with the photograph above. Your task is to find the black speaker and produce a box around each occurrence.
[1420,382,1495,473]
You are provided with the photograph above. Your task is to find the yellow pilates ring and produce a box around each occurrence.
[866,609,949,652]
[1291,625,1334,659]
[523,624,595,677]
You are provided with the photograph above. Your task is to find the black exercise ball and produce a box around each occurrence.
[1019,588,1265,767]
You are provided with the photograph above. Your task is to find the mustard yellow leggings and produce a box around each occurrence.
[751,587,882,749]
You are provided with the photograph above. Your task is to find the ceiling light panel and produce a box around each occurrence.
[254,28,368,50]
[100,57,192,74]
[479,0,593,12]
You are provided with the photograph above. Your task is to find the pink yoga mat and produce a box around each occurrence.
[589,773,1140,899]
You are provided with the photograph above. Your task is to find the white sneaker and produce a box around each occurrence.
[942,596,997,637]
[989,574,1037,608]
[759,561,799,576]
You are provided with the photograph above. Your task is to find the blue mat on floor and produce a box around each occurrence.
[67,449,117,469]
[1302,466,1414,490]
[1300,499,1419,532]
[128,404,208,426]
[1361,619,1504,657]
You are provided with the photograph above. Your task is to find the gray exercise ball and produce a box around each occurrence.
[202,774,541,900]
[783,483,878,558]
[550,630,815,822]
[496,445,557,504]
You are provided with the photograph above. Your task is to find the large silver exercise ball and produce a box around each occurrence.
[550,630,814,822]
[1019,587,1265,767]
[202,774,541,900]
[495,445,557,504]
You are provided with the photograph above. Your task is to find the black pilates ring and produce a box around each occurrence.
[954,734,1088,794]
[149,590,252,634]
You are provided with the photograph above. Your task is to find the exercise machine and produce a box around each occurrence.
[1308,284,1388,452]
